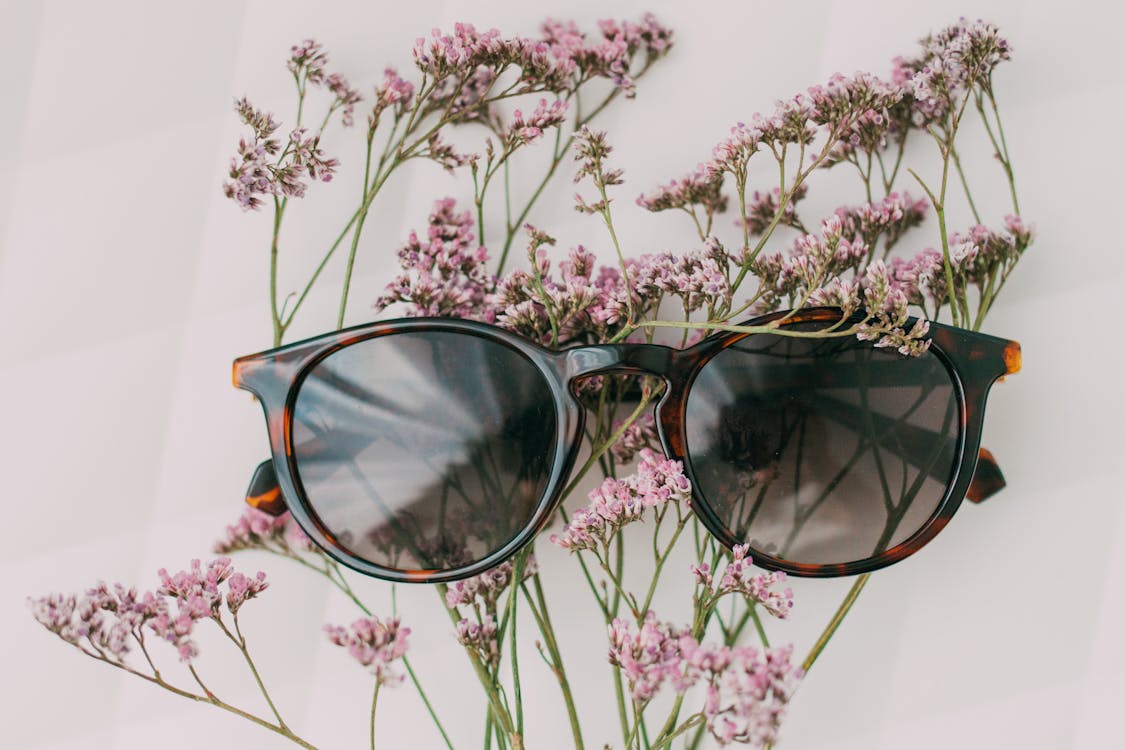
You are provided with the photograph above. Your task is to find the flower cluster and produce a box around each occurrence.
[752,213,870,310]
[501,98,568,148]
[445,555,539,611]
[324,616,410,685]
[632,237,733,314]
[29,559,269,665]
[636,164,728,217]
[610,413,660,465]
[412,15,672,101]
[551,449,691,553]
[894,18,1011,124]
[833,191,929,254]
[455,615,500,666]
[607,612,800,746]
[369,67,415,128]
[490,236,633,343]
[213,507,315,556]
[740,183,809,237]
[374,198,495,319]
[690,544,794,619]
[223,98,339,211]
[705,72,897,182]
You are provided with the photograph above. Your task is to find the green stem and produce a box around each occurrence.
[369,681,382,750]
[801,573,871,674]
[950,143,982,225]
[67,641,318,749]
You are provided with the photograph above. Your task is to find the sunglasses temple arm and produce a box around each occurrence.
[245,458,289,516]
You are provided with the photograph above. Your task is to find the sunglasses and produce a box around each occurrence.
[232,307,1020,583]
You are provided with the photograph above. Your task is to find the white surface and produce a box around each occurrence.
[2,1,1123,748]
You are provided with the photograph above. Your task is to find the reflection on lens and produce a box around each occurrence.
[291,331,557,573]
[685,333,958,565]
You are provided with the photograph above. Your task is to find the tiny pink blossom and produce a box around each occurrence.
[324,616,410,686]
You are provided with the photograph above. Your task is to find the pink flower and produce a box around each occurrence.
[610,413,659,465]
[551,449,691,552]
[702,644,801,747]
[637,164,727,216]
[607,612,690,705]
[324,616,410,686]
[445,555,539,610]
[504,98,568,147]
[374,198,495,319]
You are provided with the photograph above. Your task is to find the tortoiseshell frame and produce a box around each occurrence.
[233,307,1021,583]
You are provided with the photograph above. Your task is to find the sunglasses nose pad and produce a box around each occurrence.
[245,458,288,516]
[966,447,1006,503]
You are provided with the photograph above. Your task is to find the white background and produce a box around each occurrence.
[2,1,1123,748]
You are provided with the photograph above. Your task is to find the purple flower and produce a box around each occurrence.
[610,413,659,465]
[637,164,728,216]
[445,555,539,610]
[897,18,1012,125]
[455,615,500,666]
[288,39,328,84]
[739,184,809,237]
[324,616,410,686]
[222,101,339,210]
[632,237,732,313]
[321,72,363,127]
[833,192,928,253]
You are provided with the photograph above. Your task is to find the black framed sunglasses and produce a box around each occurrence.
[232,307,1020,583]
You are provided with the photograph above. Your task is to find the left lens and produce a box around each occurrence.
[289,329,557,575]
[684,331,959,566]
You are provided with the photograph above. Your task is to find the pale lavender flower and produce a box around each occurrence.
[491,239,640,343]
[455,615,500,666]
[551,449,690,553]
[324,616,410,686]
[610,413,659,464]
[214,507,289,554]
[901,18,1011,124]
[833,192,928,253]
[637,164,728,216]
[740,183,808,237]
[321,72,363,127]
[445,555,539,610]
[288,39,328,83]
[223,102,339,210]
[703,644,801,747]
[632,237,732,313]
[425,132,476,173]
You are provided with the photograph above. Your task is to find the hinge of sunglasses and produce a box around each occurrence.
[966,447,1006,503]
[245,458,288,516]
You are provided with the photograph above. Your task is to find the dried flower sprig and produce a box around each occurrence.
[29,561,320,749]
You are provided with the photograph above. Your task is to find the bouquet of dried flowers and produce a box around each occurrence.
[30,14,1031,750]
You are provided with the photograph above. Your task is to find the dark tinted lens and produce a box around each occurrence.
[290,330,557,573]
[685,333,958,565]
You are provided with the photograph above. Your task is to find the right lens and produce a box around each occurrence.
[289,330,558,574]
[684,331,959,566]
